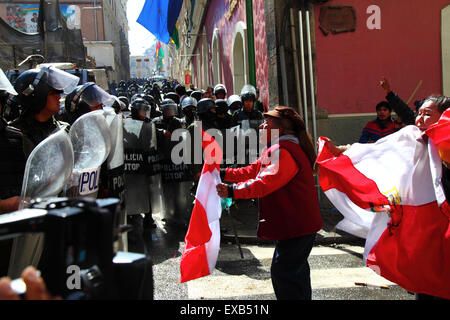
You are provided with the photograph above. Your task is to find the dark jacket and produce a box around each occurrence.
[385,91,416,125]
[10,115,68,158]
[0,117,25,199]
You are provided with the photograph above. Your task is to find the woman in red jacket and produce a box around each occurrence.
[216,106,322,300]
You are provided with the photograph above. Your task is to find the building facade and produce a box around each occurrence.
[0,0,130,82]
[169,0,270,110]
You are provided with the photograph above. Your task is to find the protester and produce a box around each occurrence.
[216,106,322,300]
[322,95,450,300]
[380,78,416,126]
[359,101,395,143]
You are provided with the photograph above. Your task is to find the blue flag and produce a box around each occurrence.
[137,0,183,44]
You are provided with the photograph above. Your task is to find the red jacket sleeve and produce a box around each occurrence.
[223,159,262,182]
[231,148,299,199]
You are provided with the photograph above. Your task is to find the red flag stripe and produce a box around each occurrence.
[317,137,389,209]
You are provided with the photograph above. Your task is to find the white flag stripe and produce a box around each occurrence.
[205,219,221,273]
[196,169,222,224]
[344,126,436,206]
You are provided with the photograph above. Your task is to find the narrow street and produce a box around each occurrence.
[130,213,414,301]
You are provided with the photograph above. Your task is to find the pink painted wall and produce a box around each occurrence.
[314,0,449,114]
[253,0,269,111]
[192,0,269,110]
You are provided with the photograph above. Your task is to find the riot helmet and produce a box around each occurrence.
[191,90,202,102]
[130,98,150,121]
[175,84,186,97]
[213,84,227,99]
[64,82,114,124]
[196,98,216,115]
[142,94,155,106]
[240,84,257,113]
[0,68,18,119]
[118,95,129,107]
[14,66,79,115]
[160,98,178,118]
[165,92,179,104]
[0,68,18,96]
[227,94,242,111]
[240,84,257,102]
[215,99,228,115]
[181,96,197,110]
[111,96,123,114]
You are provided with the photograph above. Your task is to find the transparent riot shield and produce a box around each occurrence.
[65,110,111,198]
[159,129,194,226]
[104,108,126,250]
[123,118,155,217]
[8,129,74,278]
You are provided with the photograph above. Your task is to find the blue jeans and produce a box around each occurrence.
[271,233,316,300]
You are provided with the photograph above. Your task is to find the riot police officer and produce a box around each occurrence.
[126,97,157,231]
[215,99,236,129]
[191,90,203,103]
[63,82,115,125]
[213,83,227,100]
[227,94,243,115]
[142,94,162,119]
[181,96,198,127]
[10,66,79,157]
[232,84,264,125]
[195,98,217,131]
[152,98,184,133]
[130,98,151,122]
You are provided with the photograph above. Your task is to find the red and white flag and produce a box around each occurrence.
[317,118,450,299]
[180,129,223,283]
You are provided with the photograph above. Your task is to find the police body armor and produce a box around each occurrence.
[8,129,74,278]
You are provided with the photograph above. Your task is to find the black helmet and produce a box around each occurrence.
[181,96,197,110]
[213,84,227,97]
[118,95,129,107]
[64,82,114,124]
[142,94,155,106]
[240,84,257,102]
[165,92,179,104]
[215,99,228,114]
[191,90,202,102]
[175,84,186,96]
[15,67,79,114]
[130,98,150,120]
[160,98,178,116]
[196,98,216,114]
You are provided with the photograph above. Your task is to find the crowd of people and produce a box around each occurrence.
[0,64,449,301]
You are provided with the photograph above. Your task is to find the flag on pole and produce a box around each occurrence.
[170,23,179,50]
[180,129,223,283]
[137,0,183,44]
[317,124,450,299]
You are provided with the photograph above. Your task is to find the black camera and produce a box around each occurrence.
[0,197,153,300]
